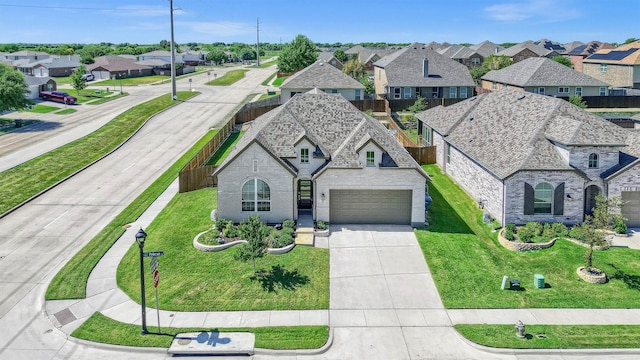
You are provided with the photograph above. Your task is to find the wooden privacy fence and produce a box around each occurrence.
[406,146,436,165]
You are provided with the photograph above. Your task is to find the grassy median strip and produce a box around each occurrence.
[455,324,640,349]
[206,69,249,85]
[73,312,329,349]
[0,91,198,216]
[87,92,129,105]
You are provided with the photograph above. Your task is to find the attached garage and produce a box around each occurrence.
[622,191,640,227]
[329,189,412,225]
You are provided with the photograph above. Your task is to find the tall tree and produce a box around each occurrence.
[206,49,227,65]
[70,64,88,95]
[553,56,573,68]
[0,63,30,112]
[234,215,271,275]
[277,34,318,73]
[333,49,348,63]
[342,59,366,81]
[482,55,512,71]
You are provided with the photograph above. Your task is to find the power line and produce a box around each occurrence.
[0,3,169,11]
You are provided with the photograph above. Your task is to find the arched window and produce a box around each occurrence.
[241,179,270,212]
[534,183,553,214]
[588,153,599,168]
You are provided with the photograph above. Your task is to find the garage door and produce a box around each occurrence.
[622,191,640,227]
[330,189,412,225]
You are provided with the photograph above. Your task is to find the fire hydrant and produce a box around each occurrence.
[515,320,526,338]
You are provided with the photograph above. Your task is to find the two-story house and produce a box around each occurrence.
[280,61,365,102]
[497,41,558,63]
[582,40,640,89]
[214,90,430,227]
[416,88,639,226]
[373,43,475,100]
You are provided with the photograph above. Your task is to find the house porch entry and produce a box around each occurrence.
[584,185,601,217]
[297,179,313,210]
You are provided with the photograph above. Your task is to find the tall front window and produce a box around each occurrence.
[366,151,375,166]
[300,148,309,163]
[449,87,457,98]
[404,87,411,99]
[446,144,451,164]
[242,179,271,212]
[534,183,553,214]
[355,89,361,100]
[460,87,468,98]
[588,153,599,168]
[599,87,607,96]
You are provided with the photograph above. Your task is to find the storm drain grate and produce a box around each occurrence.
[54,308,77,326]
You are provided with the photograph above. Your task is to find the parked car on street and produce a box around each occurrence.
[39,91,77,104]
[81,73,95,81]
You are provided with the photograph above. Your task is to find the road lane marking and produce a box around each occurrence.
[43,210,69,229]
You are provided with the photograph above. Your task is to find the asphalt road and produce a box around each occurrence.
[0,65,274,359]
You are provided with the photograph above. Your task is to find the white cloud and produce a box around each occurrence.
[485,0,580,22]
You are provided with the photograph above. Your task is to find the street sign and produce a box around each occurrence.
[150,257,158,274]
[153,269,160,288]
[143,251,164,257]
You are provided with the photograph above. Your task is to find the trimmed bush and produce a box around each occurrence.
[223,222,239,238]
[525,222,543,237]
[282,219,296,229]
[505,223,517,233]
[280,227,295,238]
[614,218,627,234]
[569,225,586,242]
[504,228,515,241]
[517,226,534,243]
[552,222,568,237]
[215,218,231,233]
[316,220,328,230]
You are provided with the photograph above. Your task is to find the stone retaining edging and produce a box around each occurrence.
[193,229,295,254]
[577,266,607,284]
[314,229,330,237]
[498,229,556,251]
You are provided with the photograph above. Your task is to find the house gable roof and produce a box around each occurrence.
[583,41,640,65]
[281,61,364,90]
[416,89,627,179]
[497,41,554,57]
[87,56,152,72]
[216,91,428,179]
[482,57,609,87]
[470,40,504,57]
[374,43,475,87]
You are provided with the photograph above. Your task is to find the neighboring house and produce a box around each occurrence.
[345,45,397,74]
[316,51,343,70]
[481,57,610,96]
[138,50,184,64]
[535,39,566,53]
[182,50,208,66]
[373,43,475,100]
[416,88,639,226]
[567,41,614,72]
[582,40,640,89]
[87,56,153,79]
[214,90,430,227]
[5,50,49,62]
[17,57,81,77]
[24,75,56,99]
[280,61,365,102]
[438,40,504,69]
[136,58,171,70]
[469,40,505,58]
[497,41,558,63]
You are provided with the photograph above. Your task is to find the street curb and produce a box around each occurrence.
[67,335,168,355]
[0,92,201,220]
[253,326,334,356]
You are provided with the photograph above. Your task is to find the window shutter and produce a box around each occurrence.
[524,183,534,215]
[554,182,565,215]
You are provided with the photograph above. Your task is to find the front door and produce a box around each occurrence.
[297,179,313,209]
[584,185,601,217]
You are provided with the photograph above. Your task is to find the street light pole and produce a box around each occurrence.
[169,0,177,101]
[135,228,148,335]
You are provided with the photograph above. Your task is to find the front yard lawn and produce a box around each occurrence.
[116,187,329,311]
[271,76,287,87]
[419,164,640,309]
[99,75,170,86]
[25,104,60,113]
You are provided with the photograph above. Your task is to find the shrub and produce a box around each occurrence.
[505,223,517,233]
[525,222,543,237]
[542,223,554,238]
[282,219,296,229]
[569,225,586,242]
[276,232,294,247]
[504,228,515,241]
[280,227,295,238]
[223,222,239,238]
[614,218,627,234]
[316,220,328,230]
[551,222,568,237]
[517,226,534,243]
[215,218,231,233]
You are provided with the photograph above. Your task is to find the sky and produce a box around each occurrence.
[0,0,638,46]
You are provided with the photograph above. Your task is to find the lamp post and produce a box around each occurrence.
[135,228,148,335]
[119,75,123,95]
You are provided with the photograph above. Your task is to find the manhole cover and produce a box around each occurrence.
[177,339,192,345]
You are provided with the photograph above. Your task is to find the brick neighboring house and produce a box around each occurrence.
[214,91,430,227]
[567,41,614,72]
[497,41,558,63]
[138,50,184,64]
[582,40,640,89]
[481,57,610,96]
[345,45,398,75]
[87,56,153,79]
[373,43,475,100]
[437,40,504,69]
[24,76,56,99]
[416,88,640,226]
[280,61,365,102]
[17,56,81,77]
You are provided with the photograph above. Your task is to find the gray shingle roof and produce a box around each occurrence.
[217,92,428,178]
[416,89,628,179]
[498,41,554,57]
[482,57,609,87]
[469,40,504,57]
[374,44,475,87]
[281,61,364,90]
[88,56,152,72]
[24,75,53,86]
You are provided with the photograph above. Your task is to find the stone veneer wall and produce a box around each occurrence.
[607,164,640,198]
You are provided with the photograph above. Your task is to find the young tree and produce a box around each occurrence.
[234,215,271,275]
[342,59,366,81]
[277,34,318,73]
[70,64,88,95]
[553,56,573,68]
[568,94,587,108]
[206,49,227,65]
[333,49,348,63]
[581,194,626,272]
[482,55,512,72]
[0,63,31,112]
[360,76,374,94]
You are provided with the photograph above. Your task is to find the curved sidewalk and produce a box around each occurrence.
[45,179,328,335]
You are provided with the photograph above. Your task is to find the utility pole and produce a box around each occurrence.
[256,17,260,66]
[169,0,177,101]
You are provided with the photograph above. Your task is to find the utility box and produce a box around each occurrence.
[534,274,545,289]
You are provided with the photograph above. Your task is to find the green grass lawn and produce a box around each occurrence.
[56,88,116,104]
[403,128,418,143]
[419,164,640,309]
[116,187,329,311]
[52,76,71,85]
[0,118,38,133]
[206,131,244,166]
[261,72,277,86]
[456,324,640,349]
[272,76,287,87]
[0,91,199,220]
[73,312,329,349]
[25,104,60,113]
[55,108,76,115]
[206,69,249,85]
[252,59,278,68]
[99,76,169,86]
[86,92,129,105]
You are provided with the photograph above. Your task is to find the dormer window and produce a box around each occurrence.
[588,153,599,168]
[366,151,375,166]
[300,148,309,163]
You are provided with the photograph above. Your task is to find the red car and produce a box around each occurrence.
[39,91,77,104]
